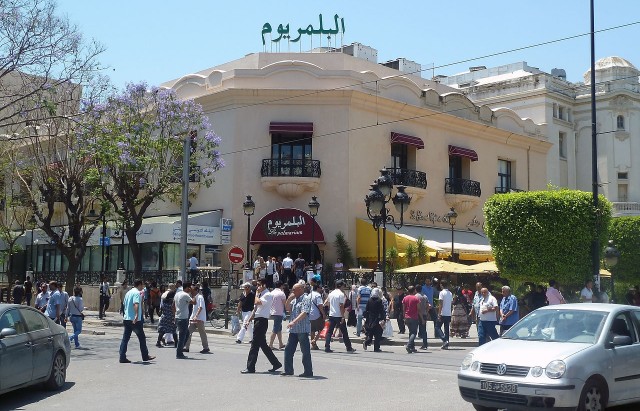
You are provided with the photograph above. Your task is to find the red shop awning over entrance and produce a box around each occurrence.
[250,208,325,244]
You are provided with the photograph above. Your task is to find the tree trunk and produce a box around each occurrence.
[64,258,80,293]
[126,228,143,278]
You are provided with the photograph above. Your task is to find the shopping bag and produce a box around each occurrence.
[318,320,331,340]
[382,321,393,338]
[231,315,240,336]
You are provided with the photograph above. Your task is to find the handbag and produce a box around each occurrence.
[318,320,331,340]
[273,272,279,282]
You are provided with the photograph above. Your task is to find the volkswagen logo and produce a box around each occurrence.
[496,363,508,375]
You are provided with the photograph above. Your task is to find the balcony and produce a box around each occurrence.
[261,158,321,199]
[495,186,525,194]
[612,202,640,217]
[444,178,482,213]
[388,168,427,189]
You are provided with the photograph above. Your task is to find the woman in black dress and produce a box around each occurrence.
[363,288,386,352]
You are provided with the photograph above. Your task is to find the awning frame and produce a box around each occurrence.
[448,144,478,161]
[391,132,425,149]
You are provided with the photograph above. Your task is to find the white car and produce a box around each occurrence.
[458,303,640,411]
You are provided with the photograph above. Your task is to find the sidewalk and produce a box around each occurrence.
[84,310,479,348]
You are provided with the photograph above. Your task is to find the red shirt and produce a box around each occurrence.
[402,294,420,320]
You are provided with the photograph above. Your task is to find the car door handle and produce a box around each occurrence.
[24,342,33,348]
[47,337,54,343]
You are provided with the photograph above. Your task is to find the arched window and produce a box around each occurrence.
[617,115,625,130]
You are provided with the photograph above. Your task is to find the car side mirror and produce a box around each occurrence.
[610,335,632,347]
[0,327,17,339]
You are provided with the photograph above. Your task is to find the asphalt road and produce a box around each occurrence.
[0,323,473,411]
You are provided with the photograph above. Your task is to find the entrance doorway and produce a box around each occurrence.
[256,244,321,266]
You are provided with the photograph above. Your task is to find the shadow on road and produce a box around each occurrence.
[0,382,76,410]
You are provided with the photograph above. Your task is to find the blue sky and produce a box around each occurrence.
[56,0,640,89]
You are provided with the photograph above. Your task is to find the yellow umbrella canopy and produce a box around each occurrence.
[395,260,471,274]
[599,268,611,278]
[464,261,499,273]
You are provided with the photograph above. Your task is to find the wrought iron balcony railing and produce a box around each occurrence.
[388,168,427,189]
[261,158,321,178]
[495,186,525,194]
[445,178,481,197]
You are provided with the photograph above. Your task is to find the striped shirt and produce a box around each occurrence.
[289,294,312,334]
[357,286,371,311]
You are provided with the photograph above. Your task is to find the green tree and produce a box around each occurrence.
[484,189,612,285]
[83,83,224,276]
[386,246,399,272]
[416,236,428,264]
[333,231,354,269]
[608,217,640,283]
[405,243,417,267]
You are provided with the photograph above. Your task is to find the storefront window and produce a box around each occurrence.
[141,243,159,271]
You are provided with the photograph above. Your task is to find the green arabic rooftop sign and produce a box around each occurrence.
[262,14,345,45]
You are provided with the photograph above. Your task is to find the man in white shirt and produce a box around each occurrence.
[478,288,500,346]
[35,283,50,312]
[324,280,356,353]
[241,279,282,374]
[99,276,111,319]
[580,280,594,303]
[269,281,287,350]
[266,256,277,289]
[282,253,294,287]
[174,282,193,359]
[185,284,210,354]
[438,280,453,349]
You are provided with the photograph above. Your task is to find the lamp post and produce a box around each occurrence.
[446,207,458,262]
[242,195,255,269]
[604,240,620,302]
[308,196,320,276]
[32,238,39,275]
[364,168,411,288]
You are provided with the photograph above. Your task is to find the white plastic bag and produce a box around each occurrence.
[382,321,393,338]
[231,315,240,336]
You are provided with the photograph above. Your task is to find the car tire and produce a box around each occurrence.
[577,377,607,411]
[44,351,66,390]
[472,405,498,411]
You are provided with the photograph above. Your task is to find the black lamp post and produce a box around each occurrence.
[242,195,255,269]
[365,167,411,288]
[446,207,458,262]
[604,240,620,302]
[308,196,320,275]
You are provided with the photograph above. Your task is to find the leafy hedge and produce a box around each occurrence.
[484,190,611,285]
[609,217,640,283]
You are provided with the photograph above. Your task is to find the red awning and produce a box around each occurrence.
[448,145,478,161]
[269,122,314,134]
[250,208,325,244]
[390,132,424,149]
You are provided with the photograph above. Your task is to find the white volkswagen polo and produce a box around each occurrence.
[458,303,640,411]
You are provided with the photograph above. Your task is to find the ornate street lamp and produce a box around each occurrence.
[308,196,320,276]
[242,195,255,269]
[604,240,620,302]
[446,207,458,262]
[364,168,411,287]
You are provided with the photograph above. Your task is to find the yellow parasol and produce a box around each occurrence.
[395,260,471,274]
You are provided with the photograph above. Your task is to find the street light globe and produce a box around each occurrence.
[392,185,411,214]
[604,240,620,267]
[446,207,458,226]
[377,168,393,198]
[308,196,320,217]
[365,184,385,218]
[243,195,255,216]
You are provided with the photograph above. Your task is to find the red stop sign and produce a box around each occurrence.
[228,246,245,264]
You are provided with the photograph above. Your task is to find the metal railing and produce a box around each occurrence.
[261,158,321,178]
[494,187,525,194]
[388,168,427,189]
[445,178,481,197]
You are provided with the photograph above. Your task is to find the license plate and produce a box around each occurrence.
[480,380,518,393]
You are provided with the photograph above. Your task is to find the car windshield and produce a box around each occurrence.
[502,309,607,344]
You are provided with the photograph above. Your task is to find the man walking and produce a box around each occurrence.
[269,281,287,350]
[478,288,499,346]
[402,286,420,353]
[391,286,405,334]
[437,280,453,350]
[282,253,294,287]
[324,280,356,353]
[24,276,33,306]
[99,275,111,319]
[293,253,306,282]
[119,279,155,363]
[185,284,210,354]
[356,278,371,337]
[422,278,445,340]
[499,286,519,335]
[45,281,62,324]
[12,280,25,305]
[242,279,282,374]
[174,282,193,359]
[266,256,277,289]
[416,285,429,350]
[189,253,199,282]
[35,283,50,312]
[546,280,566,305]
[282,283,313,377]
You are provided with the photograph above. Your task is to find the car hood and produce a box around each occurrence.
[471,339,592,367]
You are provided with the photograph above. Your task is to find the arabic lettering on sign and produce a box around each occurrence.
[262,14,345,46]
[408,210,485,230]
[266,215,306,237]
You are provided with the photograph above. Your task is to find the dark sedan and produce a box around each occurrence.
[0,304,71,395]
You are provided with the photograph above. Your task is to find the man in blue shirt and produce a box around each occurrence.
[119,279,155,363]
[45,281,62,324]
[282,283,313,377]
[499,286,519,336]
[421,278,444,340]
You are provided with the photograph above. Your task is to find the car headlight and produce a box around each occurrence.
[545,360,566,379]
[471,361,480,371]
[531,366,543,377]
[461,354,473,370]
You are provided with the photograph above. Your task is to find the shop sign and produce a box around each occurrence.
[251,208,325,244]
[409,209,485,230]
[261,14,345,45]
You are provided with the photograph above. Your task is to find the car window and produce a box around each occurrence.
[0,309,27,335]
[632,311,640,340]
[504,309,606,344]
[20,308,47,332]
[609,312,637,343]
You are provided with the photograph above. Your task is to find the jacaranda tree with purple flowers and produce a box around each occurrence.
[81,83,224,276]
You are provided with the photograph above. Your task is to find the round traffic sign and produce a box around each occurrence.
[228,246,245,264]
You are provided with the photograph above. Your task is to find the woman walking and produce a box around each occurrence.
[67,286,84,349]
[157,290,178,347]
[362,288,386,352]
[450,294,471,338]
